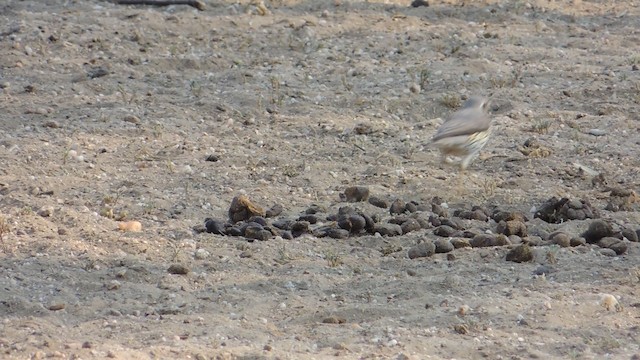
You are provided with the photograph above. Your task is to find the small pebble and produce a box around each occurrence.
[167,264,190,275]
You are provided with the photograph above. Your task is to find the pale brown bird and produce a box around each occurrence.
[430,96,491,170]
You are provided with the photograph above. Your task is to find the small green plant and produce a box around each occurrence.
[275,244,294,265]
[0,215,10,252]
[419,68,430,89]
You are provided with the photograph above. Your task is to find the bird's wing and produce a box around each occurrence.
[431,109,490,142]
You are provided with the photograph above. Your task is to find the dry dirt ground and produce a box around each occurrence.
[2,0,640,359]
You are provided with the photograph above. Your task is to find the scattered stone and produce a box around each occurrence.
[43,120,60,128]
[400,218,421,234]
[582,219,613,244]
[265,204,283,218]
[205,154,220,162]
[533,265,554,276]
[194,248,210,260]
[434,238,454,253]
[87,66,109,79]
[410,0,429,7]
[123,115,140,124]
[433,225,456,237]
[298,214,319,224]
[239,251,253,258]
[167,264,190,275]
[470,234,509,247]
[605,187,638,211]
[48,303,65,311]
[570,237,586,247]
[431,203,448,217]
[492,210,527,223]
[245,224,271,241]
[204,218,226,235]
[348,214,366,234]
[534,197,596,223]
[446,253,456,261]
[496,220,527,237]
[408,242,435,259]
[343,186,369,202]
[450,238,471,249]
[406,269,417,276]
[305,204,326,214]
[107,280,121,290]
[291,221,311,237]
[548,231,571,247]
[507,235,522,244]
[523,236,545,246]
[324,228,350,239]
[228,194,265,223]
[118,220,142,232]
[599,248,618,257]
[322,316,346,324]
[506,244,533,263]
[37,206,54,217]
[403,202,417,214]
[390,199,406,215]
[374,223,402,237]
[621,228,639,242]
[440,217,464,230]
[597,237,627,255]
[368,196,388,208]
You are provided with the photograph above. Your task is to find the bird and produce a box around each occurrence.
[429,96,492,171]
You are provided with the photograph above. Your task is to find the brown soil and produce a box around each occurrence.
[1,0,640,359]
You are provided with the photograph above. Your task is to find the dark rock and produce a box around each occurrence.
[408,242,436,259]
[374,223,403,237]
[450,238,471,249]
[434,239,454,253]
[404,202,418,213]
[347,215,366,234]
[440,217,464,230]
[415,216,431,229]
[433,225,456,237]
[305,204,326,214]
[390,199,406,215]
[265,204,283,218]
[535,197,597,223]
[570,237,586,247]
[470,234,510,247]
[344,186,370,202]
[461,229,481,238]
[597,237,627,255]
[325,228,350,239]
[582,219,613,244]
[621,228,639,242]
[429,215,441,227]
[281,231,293,240]
[548,231,571,247]
[362,213,376,233]
[523,236,545,246]
[446,253,456,261]
[228,194,265,223]
[368,196,388,208]
[533,265,555,276]
[204,218,226,235]
[248,216,268,227]
[410,0,429,7]
[431,203,448,218]
[508,235,523,244]
[245,225,271,241]
[492,210,527,223]
[167,264,190,275]
[506,244,533,263]
[496,220,527,237]
[291,221,311,237]
[401,219,421,234]
[338,206,356,216]
[227,226,243,236]
[298,214,319,224]
[599,248,617,257]
[272,219,294,230]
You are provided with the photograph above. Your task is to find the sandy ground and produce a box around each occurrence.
[1,0,640,359]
